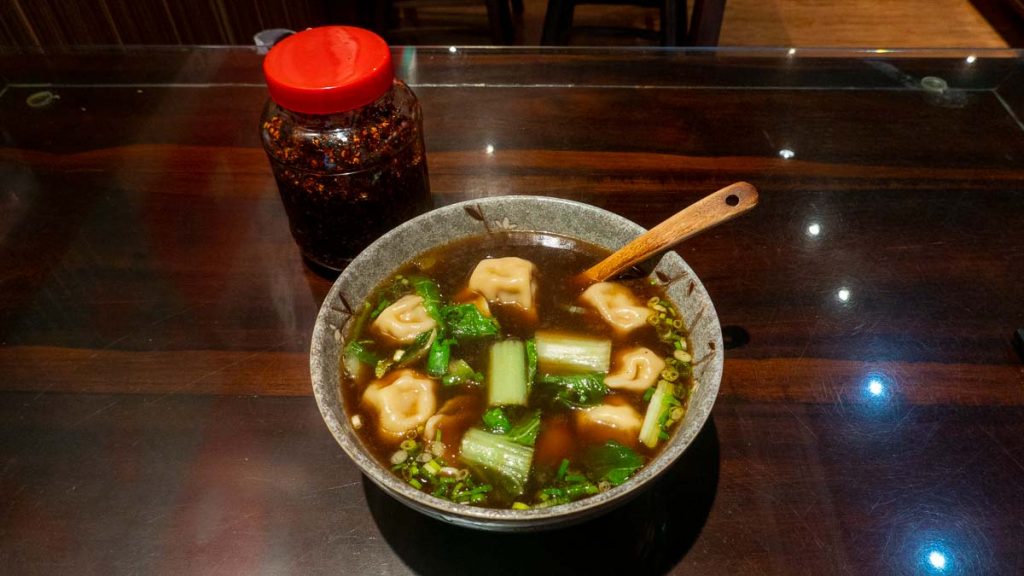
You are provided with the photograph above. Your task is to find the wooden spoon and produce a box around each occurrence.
[580,182,759,283]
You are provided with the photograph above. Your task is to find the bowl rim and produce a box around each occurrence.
[310,195,723,527]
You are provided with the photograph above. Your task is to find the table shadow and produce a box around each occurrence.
[365,418,720,575]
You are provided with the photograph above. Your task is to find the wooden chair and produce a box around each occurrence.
[541,0,726,46]
[375,0,517,45]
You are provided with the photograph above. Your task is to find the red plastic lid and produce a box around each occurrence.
[263,26,394,115]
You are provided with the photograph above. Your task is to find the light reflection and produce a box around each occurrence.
[448,46,458,53]
[837,288,851,302]
[485,144,495,155]
[807,222,821,237]
[778,148,795,159]
[862,371,891,399]
[965,55,977,64]
[928,550,947,570]
[787,48,796,56]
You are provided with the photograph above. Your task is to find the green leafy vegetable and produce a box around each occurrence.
[460,428,534,498]
[426,338,453,377]
[373,275,414,314]
[505,410,541,447]
[345,340,380,366]
[370,298,392,319]
[348,301,373,337]
[482,407,512,434]
[533,373,608,409]
[399,329,435,364]
[525,338,538,384]
[411,276,444,324]
[342,302,376,378]
[442,304,500,340]
[441,359,483,387]
[583,441,644,486]
[481,407,539,446]
[377,329,434,377]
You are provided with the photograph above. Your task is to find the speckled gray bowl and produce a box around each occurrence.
[311,196,723,531]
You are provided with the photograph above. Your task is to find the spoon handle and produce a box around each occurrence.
[582,182,759,282]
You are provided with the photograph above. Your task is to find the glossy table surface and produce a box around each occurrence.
[2,46,1023,575]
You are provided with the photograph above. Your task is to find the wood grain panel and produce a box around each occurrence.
[0,393,1021,573]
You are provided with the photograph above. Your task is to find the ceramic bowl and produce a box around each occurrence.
[310,195,723,531]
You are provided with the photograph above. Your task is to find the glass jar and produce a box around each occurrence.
[260,26,431,272]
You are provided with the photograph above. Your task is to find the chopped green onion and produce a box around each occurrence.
[423,459,442,476]
[556,458,570,481]
[534,458,599,506]
[374,359,393,378]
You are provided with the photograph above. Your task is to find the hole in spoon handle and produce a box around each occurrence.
[582,182,759,282]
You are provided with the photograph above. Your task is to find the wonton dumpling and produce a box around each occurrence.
[424,394,483,459]
[362,369,438,443]
[605,347,665,393]
[576,402,643,448]
[371,294,437,345]
[468,257,538,313]
[580,282,651,335]
[453,289,492,318]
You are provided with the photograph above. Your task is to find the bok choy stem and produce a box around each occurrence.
[459,428,534,498]
[488,339,529,406]
[534,330,611,374]
[639,380,674,448]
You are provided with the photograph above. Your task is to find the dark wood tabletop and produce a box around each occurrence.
[2,46,1023,575]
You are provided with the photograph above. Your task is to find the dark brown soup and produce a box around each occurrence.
[340,231,693,508]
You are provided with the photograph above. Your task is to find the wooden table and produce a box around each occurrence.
[2,46,1023,574]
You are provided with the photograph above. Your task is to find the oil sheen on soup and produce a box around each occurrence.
[340,232,694,509]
